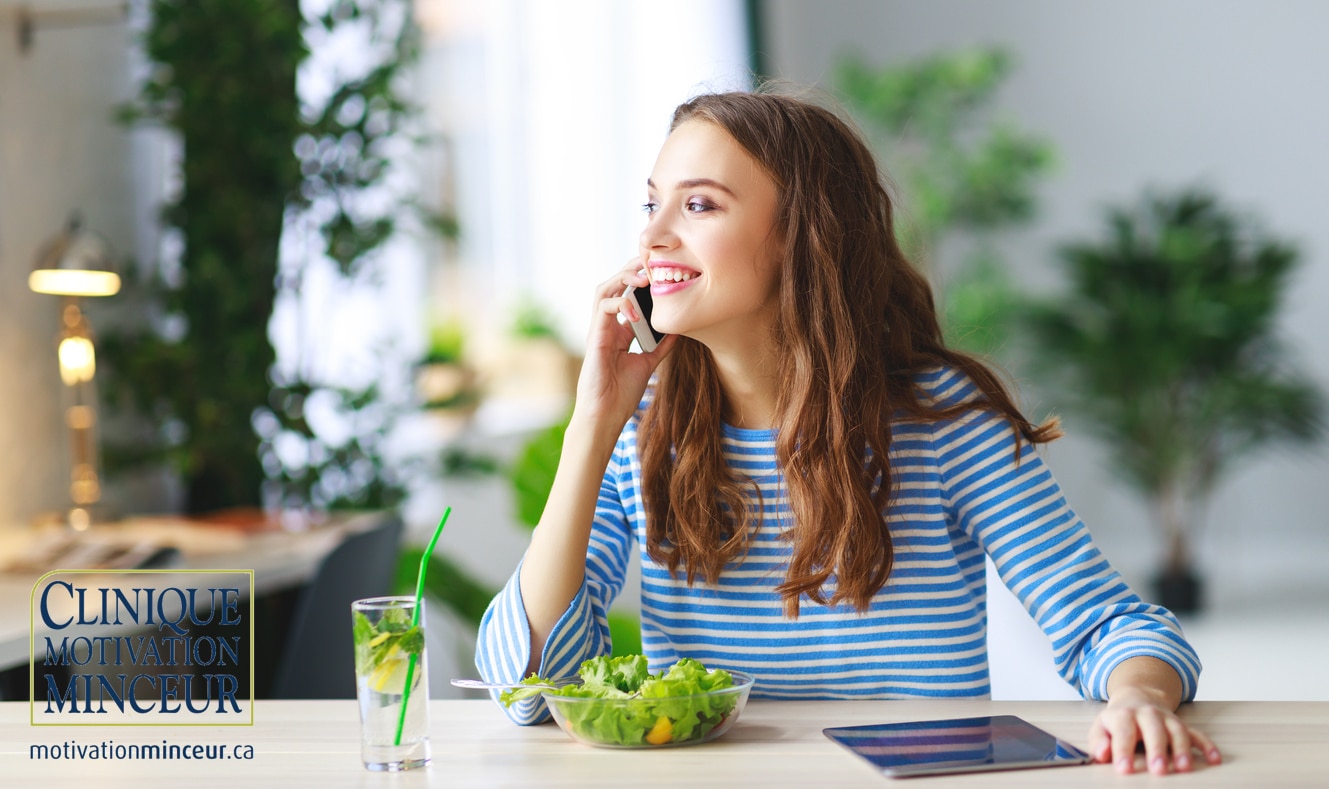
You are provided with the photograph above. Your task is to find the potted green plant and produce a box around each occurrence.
[481,298,579,406]
[1022,189,1325,613]
[417,320,478,408]
[835,47,1055,356]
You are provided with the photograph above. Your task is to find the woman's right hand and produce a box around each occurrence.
[572,258,676,430]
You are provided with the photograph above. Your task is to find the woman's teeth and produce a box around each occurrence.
[652,268,698,283]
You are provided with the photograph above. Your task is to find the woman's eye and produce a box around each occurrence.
[686,199,715,213]
[641,201,658,215]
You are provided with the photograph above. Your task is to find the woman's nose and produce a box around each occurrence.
[639,211,679,252]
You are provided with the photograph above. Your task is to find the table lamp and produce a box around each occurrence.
[28,215,121,531]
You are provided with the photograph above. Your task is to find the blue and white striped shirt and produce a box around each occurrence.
[476,366,1200,724]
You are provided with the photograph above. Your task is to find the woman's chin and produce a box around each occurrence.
[649,315,684,337]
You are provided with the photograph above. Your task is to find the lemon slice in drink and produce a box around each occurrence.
[368,656,411,693]
[368,652,415,693]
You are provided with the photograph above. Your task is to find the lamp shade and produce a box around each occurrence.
[28,216,121,297]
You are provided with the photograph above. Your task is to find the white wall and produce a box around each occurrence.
[0,2,168,528]
[762,0,1329,606]
[414,0,752,351]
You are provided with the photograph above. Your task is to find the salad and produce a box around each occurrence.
[501,655,742,746]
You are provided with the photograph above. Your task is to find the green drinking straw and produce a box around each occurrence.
[394,506,451,746]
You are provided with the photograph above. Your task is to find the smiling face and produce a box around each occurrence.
[639,119,783,351]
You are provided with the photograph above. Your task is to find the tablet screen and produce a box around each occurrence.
[823,715,1093,778]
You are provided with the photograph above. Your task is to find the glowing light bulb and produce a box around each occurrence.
[58,336,96,385]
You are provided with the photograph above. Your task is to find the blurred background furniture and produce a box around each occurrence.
[0,511,391,701]
[269,513,404,699]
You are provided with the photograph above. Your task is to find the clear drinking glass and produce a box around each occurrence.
[351,596,431,771]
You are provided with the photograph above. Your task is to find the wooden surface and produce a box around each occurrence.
[2,699,1325,787]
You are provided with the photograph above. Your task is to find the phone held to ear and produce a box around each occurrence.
[621,285,666,352]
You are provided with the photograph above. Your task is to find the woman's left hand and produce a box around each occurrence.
[1088,685,1222,775]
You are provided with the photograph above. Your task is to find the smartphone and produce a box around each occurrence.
[622,284,665,352]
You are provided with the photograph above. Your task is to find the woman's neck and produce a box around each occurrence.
[708,344,780,431]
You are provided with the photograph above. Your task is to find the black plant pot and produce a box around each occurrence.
[1151,567,1204,615]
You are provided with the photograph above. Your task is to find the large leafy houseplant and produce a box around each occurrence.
[104,0,304,512]
[1023,190,1324,612]
[98,0,490,694]
[835,47,1054,356]
[104,0,437,513]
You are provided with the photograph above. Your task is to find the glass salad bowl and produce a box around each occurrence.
[541,670,754,749]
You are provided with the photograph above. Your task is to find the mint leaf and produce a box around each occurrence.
[396,626,424,657]
[352,611,374,674]
[379,605,414,631]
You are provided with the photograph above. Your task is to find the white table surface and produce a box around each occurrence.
[2,698,1324,788]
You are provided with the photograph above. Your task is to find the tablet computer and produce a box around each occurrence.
[823,715,1093,778]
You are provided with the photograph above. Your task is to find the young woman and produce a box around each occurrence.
[476,88,1220,776]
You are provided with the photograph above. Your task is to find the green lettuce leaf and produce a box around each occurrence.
[498,674,555,706]
[578,654,650,694]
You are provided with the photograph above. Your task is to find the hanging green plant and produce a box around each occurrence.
[262,0,440,511]
[103,0,453,513]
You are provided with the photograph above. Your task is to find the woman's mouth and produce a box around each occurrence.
[649,265,700,295]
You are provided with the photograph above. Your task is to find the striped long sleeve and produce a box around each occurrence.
[475,365,1201,724]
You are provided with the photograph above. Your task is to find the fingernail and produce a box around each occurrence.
[1176,753,1191,771]
[1208,748,1222,763]
[1151,756,1167,774]
[1117,757,1132,773]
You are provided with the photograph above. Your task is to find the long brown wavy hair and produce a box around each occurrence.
[638,89,1061,617]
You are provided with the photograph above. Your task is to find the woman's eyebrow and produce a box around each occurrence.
[646,177,737,197]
